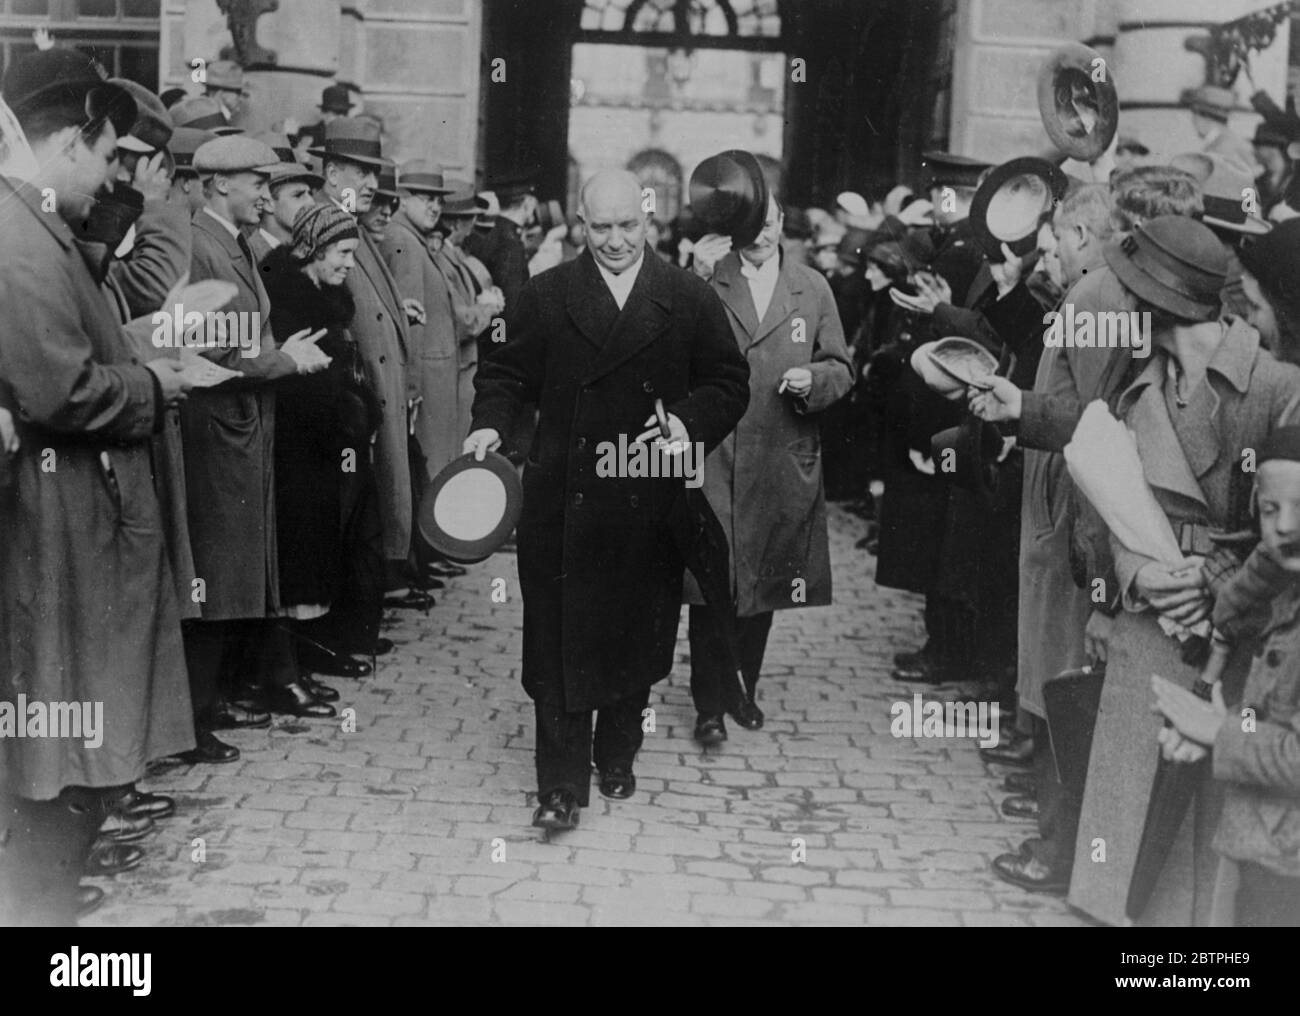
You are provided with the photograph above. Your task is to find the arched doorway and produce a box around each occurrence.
[627,147,683,223]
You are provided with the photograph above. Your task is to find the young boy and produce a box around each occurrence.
[1153,425,1300,927]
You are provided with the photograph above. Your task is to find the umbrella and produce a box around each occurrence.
[1125,676,1216,920]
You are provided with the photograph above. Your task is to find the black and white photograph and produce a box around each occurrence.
[0,0,1296,957]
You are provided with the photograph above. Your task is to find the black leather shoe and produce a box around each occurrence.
[352,637,394,657]
[893,646,928,669]
[991,852,1068,893]
[210,702,271,730]
[728,696,764,731]
[85,842,145,877]
[1001,794,1039,820]
[427,561,467,578]
[694,714,727,746]
[117,790,175,822]
[299,674,340,703]
[296,640,373,677]
[98,810,155,844]
[76,884,105,917]
[1004,771,1038,795]
[270,682,336,719]
[384,590,436,610]
[174,730,240,765]
[531,789,580,831]
[980,736,1035,768]
[598,766,636,800]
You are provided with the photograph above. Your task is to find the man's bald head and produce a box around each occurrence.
[579,169,648,274]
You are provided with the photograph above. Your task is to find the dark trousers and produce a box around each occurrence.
[688,604,773,715]
[0,785,117,926]
[1235,863,1300,927]
[1030,714,1082,874]
[534,687,651,808]
[182,618,297,727]
[324,462,384,652]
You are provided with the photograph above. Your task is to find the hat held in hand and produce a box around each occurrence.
[689,149,770,250]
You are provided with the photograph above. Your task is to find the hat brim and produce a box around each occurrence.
[910,342,968,400]
[1102,239,1219,321]
[417,451,522,564]
[402,183,456,196]
[307,148,394,170]
[1202,213,1272,237]
[116,134,155,154]
[688,149,769,250]
[1037,42,1119,162]
[970,157,1068,260]
[269,168,324,190]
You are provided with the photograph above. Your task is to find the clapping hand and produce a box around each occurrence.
[281,327,331,374]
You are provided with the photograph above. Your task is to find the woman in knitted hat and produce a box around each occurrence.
[1068,215,1300,927]
[260,203,380,714]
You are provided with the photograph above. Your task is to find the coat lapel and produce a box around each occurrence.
[1119,353,1209,512]
[581,251,673,384]
[751,252,803,346]
[194,211,258,295]
[356,229,410,357]
[565,249,621,351]
[712,252,760,341]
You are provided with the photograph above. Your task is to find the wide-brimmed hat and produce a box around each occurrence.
[1037,42,1119,162]
[1171,151,1271,237]
[307,117,393,169]
[689,149,770,249]
[1102,215,1228,321]
[374,167,399,202]
[1238,218,1300,302]
[318,83,354,114]
[970,156,1069,260]
[440,179,483,217]
[170,94,242,135]
[2,49,136,141]
[1181,85,1237,122]
[398,159,454,195]
[205,60,244,93]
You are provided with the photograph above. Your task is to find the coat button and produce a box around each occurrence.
[576,437,587,450]
[1267,649,1283,667]
[642,381,654,393]
[630,495,639,507]
[573,492,584,506]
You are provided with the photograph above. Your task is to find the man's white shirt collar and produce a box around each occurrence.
[260,227,282,250]
[740,250,780,321]
[596,247,646,310]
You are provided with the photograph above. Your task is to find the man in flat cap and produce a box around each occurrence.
[168,126,217,214]
[246,135,322,262]
[0,48,195,921]
[465,169,750,831]
[1182,84,1259,176]
[171,94,242,137]
[203,59,246,128]
[179,135,335,755]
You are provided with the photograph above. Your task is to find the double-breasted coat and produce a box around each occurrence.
[381,217,475,481]
[0,177,194,799]
[317,194,414,561]
[472,249,750,711]
[1069,321,1300,926]
[181,209,298,621]
[682,250,853,615]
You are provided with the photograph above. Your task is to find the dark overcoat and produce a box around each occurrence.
[472,249,750,711]
[0,177,193,798]
[683,250,853,615]
[181,209,297,621]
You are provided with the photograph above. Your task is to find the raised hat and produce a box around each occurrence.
[205,60,244,93]
[1253,116,1294,150]
[1181,85,1237,122]
[1116,134,1150,156]
[193,135,281,176]
[836,191,869,218]
[2,49,136,140]
[689,148,770,249]
[1037,42,1119,162]
[108,77,172,152]
[970,156,1069,260]
[399,159,454,195]
[171,94,242,135]
[921,151,990,191]
[418,451,523,564]
[308,117,393,169]
[318,83,354,113]
[1102,215,1228,321]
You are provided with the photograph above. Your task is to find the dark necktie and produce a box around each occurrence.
[237,231,256,272]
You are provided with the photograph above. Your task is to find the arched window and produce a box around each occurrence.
[627,148,683,223]
[580,0,780,42]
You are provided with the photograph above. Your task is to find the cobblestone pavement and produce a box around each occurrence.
[84,505,1086,927]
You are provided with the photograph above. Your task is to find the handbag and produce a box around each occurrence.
[1042,663,1105,792]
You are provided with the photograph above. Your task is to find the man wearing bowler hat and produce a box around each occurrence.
[465,170,750,831]
[301,83,356,150]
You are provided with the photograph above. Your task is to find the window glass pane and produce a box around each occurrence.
[76,0,118,17]
[13,0,52,15]
[123,0,159,16]
[117,44,158,89]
